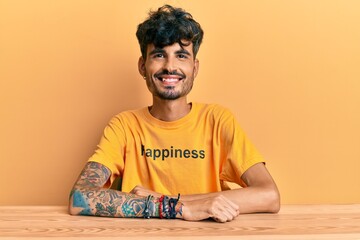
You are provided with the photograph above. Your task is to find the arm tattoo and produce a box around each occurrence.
[74,161,111,188]
[69,162,159,218]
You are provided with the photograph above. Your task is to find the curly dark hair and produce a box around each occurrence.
[136,5,204,59]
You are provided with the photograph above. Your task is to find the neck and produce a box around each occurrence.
[149,97,191,122]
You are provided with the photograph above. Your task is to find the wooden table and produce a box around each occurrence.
[1,205,360,239]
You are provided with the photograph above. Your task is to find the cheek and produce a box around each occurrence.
[145,61,162,72]
[185,66,196,77]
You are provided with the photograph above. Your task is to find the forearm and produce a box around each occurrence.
[230,186,280,214]
[68,186,158,217]
[69,186,184,219]
[172,185,279,214]
[191,186,278,211]
[68,162,154,218]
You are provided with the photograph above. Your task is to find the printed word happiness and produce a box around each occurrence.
[141,145,205,161]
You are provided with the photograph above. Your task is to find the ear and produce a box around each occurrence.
[193,59,200,78]
[138,56,146,78]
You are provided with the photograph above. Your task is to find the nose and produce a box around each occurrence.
[163,56,177,73]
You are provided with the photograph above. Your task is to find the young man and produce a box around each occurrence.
[69,5,280,223]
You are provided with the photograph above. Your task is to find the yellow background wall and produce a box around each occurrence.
[1,0,359,205]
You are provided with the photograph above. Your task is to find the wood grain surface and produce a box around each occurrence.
[0,205,360,239]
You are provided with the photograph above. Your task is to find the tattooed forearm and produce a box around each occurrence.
[69,162,159,218]
[71,187,159,217]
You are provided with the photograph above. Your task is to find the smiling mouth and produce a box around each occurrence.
[159,77,182,82]
[155,71,185,83]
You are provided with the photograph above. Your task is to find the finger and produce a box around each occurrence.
[220,195,239,211]
[210,196,238,222]
[208,206,232,222]
[211,211,228,223]
[217,196,240,216]
[129,185,140,193]
[212,216,226,223]
[223,203,239,218]
[212,209,235,223]
[216,207,236,222]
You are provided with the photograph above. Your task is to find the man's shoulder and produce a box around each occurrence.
[195,102,233,118]
[109,107,147,124]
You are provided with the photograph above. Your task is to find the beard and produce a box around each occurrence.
[155,86,182,100]
[151,81,194,100]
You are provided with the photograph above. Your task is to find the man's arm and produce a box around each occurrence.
[231,162,280,213]
[68,162,159,217]
[185,162,280,214]
[131,163,280,220]
[69,162,240,222]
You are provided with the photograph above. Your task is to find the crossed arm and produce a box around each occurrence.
[69,162,160,218]
[69,162,280,222]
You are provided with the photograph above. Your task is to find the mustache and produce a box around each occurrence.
[154,70,185,79]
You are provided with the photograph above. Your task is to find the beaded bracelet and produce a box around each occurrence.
[143,195,153,219]
[169,193,181,219]
[159,195,165,219]
[158,194,182,219]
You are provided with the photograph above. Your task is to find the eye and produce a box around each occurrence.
[154,53,164,58]
[178,54,188,59]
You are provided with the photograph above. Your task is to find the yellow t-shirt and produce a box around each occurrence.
[89,103,264,195]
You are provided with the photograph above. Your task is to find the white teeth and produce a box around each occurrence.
[162,78,178,82]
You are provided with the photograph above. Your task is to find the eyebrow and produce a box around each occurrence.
[175,49,191,56]
[149,48,166,56]
[148,47,192,57]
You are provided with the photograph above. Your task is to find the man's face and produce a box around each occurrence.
[138,42,199,100]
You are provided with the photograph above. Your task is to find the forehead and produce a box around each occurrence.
[146,42,194,56]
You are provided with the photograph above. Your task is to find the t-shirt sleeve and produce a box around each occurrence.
[219,109,265,187]
[88,116,126,188]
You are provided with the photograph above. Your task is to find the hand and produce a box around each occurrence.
[130,185,162,198]
[181,195,239,223]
